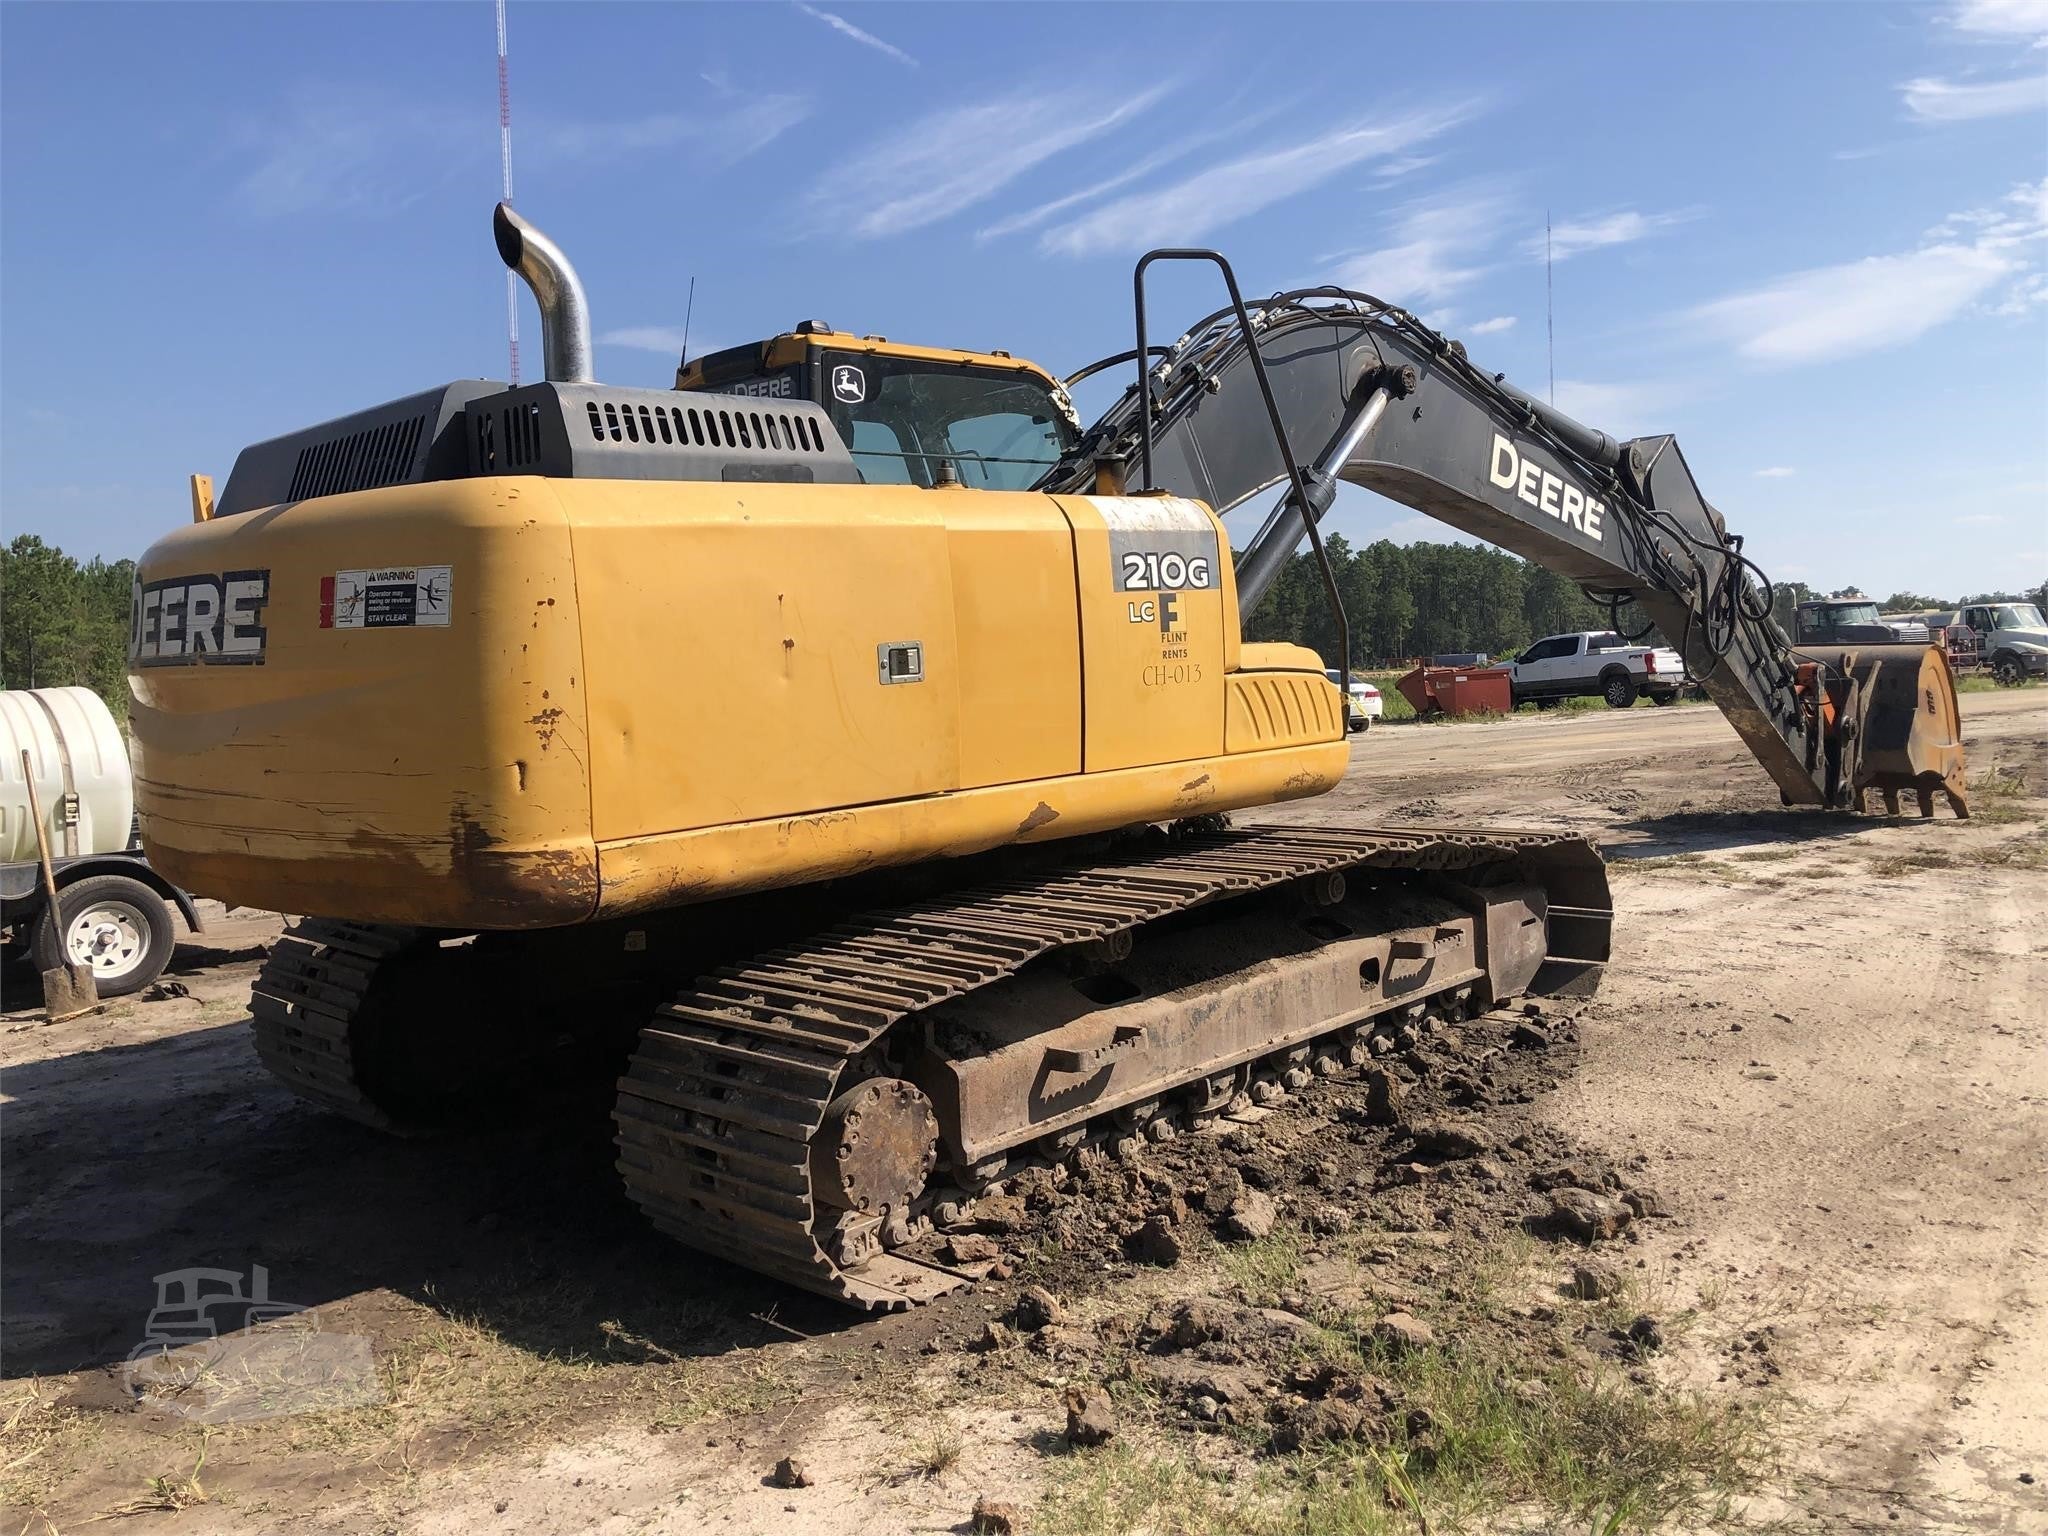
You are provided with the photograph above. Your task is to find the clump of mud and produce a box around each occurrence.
[922,1004,1683,1454]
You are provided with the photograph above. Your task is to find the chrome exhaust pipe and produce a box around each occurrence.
[493,202,593,385]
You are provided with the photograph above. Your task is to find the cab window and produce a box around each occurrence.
[822,351,1076,492]
[848,419,914,484]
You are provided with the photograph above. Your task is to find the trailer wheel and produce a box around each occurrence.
[1602,672,1637,710]
[1992,652,2026,687]
[30,874,176,998]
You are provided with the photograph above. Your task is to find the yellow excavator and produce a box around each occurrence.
[128,207,1967,1309]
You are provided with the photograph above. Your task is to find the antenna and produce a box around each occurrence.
[496,0,518,385]
[1545,209,1555,407]
[680,276,697,369]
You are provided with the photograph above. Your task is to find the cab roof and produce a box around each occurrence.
[677,328,1060,392]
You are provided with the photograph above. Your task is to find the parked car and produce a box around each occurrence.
[1505,631,1686,709]
[1326,669,1385,732]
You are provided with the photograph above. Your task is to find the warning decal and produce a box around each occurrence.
[320,566,453,630]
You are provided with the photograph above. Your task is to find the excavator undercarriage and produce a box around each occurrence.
[252,823,1607,1308]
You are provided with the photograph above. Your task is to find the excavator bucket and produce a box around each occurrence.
[1809,644,1970,818]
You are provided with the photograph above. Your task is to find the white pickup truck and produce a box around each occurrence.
[1506,630,1687,709]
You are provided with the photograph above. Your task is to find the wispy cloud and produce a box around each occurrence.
[1946,0,2048,44]
[1754,466,1797,478]
[1689,178,2046,366]
[807,82,1170,240]
[1904,3,2048,118]
[794,3,917,66]
[1527,208,1697,261]
[233,88,470,218]
[1365,153,1441,188]
[1694,245,2014,364]
[1466,315,1517,335]
[1550,378,1674,438]
[1991,269,2048,312]
[1956,511,2010,524]
[599,327,693,354]
[975,113,1279,242]
[232,80,806,219]
[1900,71,2048,120]
[1324,182,1511,307]
[538,95,811,170]
[1035,99,1484,258]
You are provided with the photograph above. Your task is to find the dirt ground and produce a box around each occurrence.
[4,688,2043,1534]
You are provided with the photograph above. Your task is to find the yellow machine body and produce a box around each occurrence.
[130,476,1347,930]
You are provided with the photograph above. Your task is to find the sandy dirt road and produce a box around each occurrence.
[4,688,2043,1533]
[1305,689,2048,1532]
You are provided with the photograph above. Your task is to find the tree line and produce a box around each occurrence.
[1244,534,1625,667]
[1784,583,2048,614]
[1,536,136,714]
[1251,538,2048,670]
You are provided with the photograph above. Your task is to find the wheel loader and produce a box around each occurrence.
[127,207,1969,1309]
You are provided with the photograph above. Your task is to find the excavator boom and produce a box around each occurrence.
[1048,268,1968,818]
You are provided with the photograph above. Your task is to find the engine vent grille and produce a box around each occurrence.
[582,397,829,455]
[473,400,545,473]
[285,413,428,502]
[458,384,859,487]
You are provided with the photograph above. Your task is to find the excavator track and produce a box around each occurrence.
[613,823,1608,1311]
[251,919,418,1133]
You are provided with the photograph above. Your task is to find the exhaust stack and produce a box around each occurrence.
[493,202,593,385]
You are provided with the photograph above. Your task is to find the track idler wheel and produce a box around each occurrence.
[812,1078,938,1224]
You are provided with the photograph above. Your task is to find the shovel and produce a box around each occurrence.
[20,748,98,1021]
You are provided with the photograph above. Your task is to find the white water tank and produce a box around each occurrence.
[0,687,135,863]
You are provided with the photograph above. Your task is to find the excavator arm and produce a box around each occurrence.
[1047,256,1968,818]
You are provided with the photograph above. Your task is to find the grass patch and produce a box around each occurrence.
[1977,829,2048,871]
[1867,849,1956,877]
[1610,853,1740,880]
[0,1380,105,1518]
[1529,695,1606,716]
[1955,675,2044,694]
[1041,1346,1768,1536]
[1044,1238,1771,1535]
[1218,1225,1308,1305]
[1729,848,1798,864]
[911,1419,966,1479]
[259,1287,797,1462]
[646,1354,797,1432]
[1962,765,2036,826]
[1041,1438,1280,1535]
[1359,672,1418,725]
[102,1431,214,1518]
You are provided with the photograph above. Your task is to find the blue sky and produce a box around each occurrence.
[4,0,2044,600]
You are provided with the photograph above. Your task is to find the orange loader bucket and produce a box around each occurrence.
[1803,643,1969,817]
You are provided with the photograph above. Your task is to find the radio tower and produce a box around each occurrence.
[497,0,518,385]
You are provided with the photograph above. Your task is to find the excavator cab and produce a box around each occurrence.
[676,327,1080,491]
